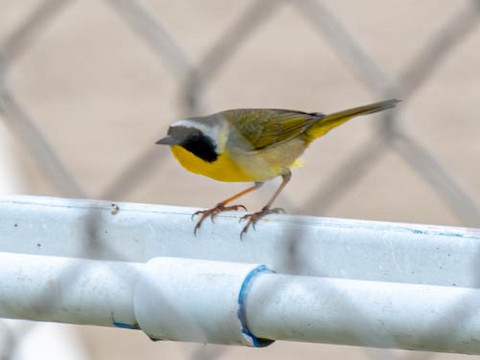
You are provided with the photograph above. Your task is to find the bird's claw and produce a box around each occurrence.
[193,203,247,235]
[240,207,285,238]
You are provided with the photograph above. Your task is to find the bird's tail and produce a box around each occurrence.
[305,99,400,142]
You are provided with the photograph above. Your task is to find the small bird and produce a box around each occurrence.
[156,99,400,237]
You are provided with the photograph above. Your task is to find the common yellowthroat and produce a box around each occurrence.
[156,99,400,236]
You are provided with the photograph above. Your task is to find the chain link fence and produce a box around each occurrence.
[1,0,480,359]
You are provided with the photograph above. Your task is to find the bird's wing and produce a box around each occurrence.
[227,109,323,151]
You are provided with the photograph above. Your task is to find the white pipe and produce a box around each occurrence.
[247,274,480,354]
[1,195,479,288]
[2,253,480,353]
[134,257,274,346]
[0,252,141,328]
[0,135,86,359]
[0,253,273,347]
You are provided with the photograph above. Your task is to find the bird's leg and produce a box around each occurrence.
[240,169,291,238]
[193,182,263,235]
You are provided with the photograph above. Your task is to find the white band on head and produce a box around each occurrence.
[170,118,227,152]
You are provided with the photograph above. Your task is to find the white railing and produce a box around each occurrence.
[1,195,479,354]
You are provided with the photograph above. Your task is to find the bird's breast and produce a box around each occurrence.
[170,137,306,183]
[170,145,258,182]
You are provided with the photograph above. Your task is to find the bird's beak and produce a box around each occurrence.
[155,135,177,145]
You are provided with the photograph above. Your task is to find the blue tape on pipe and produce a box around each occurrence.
[112,314,139,330]
[237,264,275,347]
[113,321,139,329]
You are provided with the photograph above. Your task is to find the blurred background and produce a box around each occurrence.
[1,0,480,359]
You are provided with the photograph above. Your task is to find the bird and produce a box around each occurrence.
[156,99,400,237]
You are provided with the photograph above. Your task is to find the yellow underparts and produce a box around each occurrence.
[170,143,305,183]
[171,145,256,182]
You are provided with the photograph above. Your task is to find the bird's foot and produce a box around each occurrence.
[193,203,247,235]
[240,207,285,238]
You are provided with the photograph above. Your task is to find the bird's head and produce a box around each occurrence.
[156,119,221,163]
